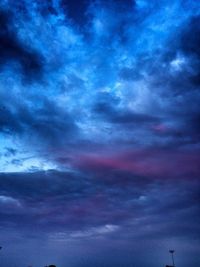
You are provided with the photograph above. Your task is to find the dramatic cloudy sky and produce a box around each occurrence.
[0,0,200,266]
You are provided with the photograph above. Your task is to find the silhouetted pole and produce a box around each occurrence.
[169,250,175,267]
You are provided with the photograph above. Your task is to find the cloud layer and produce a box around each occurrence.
[0,1,200,267]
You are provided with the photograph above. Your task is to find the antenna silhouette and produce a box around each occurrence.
[169,250,175,267]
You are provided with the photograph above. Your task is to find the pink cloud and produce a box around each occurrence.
[73,149,200,179]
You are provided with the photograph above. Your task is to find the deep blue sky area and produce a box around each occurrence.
[0,0,200,267]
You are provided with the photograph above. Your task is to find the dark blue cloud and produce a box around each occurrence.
[0,9,44,81]
[0,170,199,266]
[180,15,200,57]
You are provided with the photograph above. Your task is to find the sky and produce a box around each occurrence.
[0,0,200,266]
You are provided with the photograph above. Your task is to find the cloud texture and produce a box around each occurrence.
[0,1,200,267]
